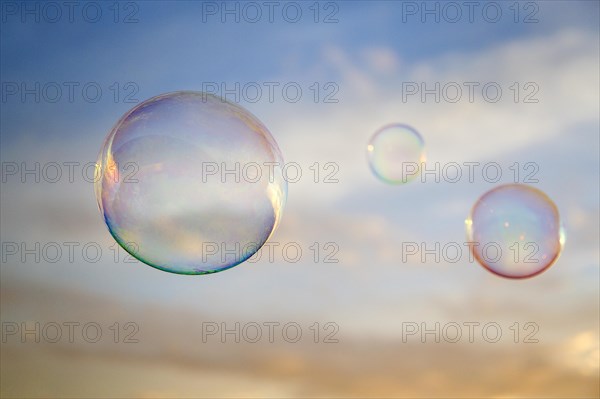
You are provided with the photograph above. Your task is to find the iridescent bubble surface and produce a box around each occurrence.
[367,124,426,184]
[95,92,287,275]
[466,184,564,279]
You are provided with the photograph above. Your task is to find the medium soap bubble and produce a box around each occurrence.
[466,184,564,279]
[95,91,287,275]
[367,124,426,184]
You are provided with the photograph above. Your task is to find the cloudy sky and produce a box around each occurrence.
[1,1,599,397]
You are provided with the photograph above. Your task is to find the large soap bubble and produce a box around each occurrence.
[95,92,287,274]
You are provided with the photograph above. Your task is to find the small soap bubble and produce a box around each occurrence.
[367,124,425,184]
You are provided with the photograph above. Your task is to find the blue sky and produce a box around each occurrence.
[2,1,599,144]
[1,0,598,314]
[1,2,599,395]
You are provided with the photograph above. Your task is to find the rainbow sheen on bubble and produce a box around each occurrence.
[367,124,426,184]
[95,91,287,275]
[466,184,564,279]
